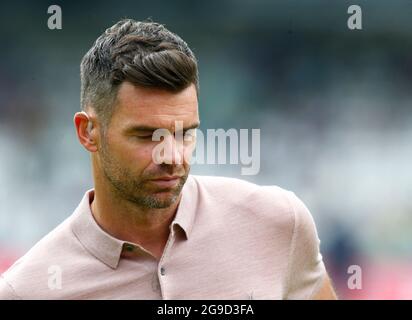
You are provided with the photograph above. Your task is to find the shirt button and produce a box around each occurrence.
[125,244,134,252]
[160,267,166,276]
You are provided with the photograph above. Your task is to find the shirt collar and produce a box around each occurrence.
[172,174,198,240]
[70,174,198,269]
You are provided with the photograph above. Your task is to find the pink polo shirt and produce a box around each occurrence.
[0,175,326,299]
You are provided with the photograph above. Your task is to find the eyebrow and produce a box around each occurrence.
[125,122,200,133]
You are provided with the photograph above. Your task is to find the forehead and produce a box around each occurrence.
[111,82,199,130]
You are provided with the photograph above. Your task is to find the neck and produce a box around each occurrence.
[90,177,181,259]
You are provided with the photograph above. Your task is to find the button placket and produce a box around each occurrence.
[157,229,177,299]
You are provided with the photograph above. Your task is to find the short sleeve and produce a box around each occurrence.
[284,191,326,299]
[0,276,21,300]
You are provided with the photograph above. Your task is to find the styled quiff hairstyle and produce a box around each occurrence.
[80,18,199,126]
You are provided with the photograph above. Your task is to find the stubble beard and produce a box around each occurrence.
[99,141,189,209]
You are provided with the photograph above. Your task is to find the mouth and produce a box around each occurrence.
[148,176,181,188]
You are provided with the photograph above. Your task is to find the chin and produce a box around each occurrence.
[131,189,180,209]
[153,192,179,204]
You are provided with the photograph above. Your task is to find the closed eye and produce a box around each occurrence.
[130,133,154,141]
[136,135,153,139]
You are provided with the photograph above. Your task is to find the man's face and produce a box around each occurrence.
[97,82,199,209]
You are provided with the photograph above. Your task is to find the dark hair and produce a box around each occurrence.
[80,18,199,125]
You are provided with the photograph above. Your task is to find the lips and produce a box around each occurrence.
[148,176,181,188]
[151,176,181,181]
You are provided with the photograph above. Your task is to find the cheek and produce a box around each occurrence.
[110,138,153,169]
[127,144,154,165]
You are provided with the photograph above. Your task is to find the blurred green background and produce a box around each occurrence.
[1,0,412,299]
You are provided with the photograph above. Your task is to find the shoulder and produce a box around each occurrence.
[190,174,261,197]
[189,175,322,266]
[190,174,310,231]
[0,215,81,299]
[0,275,20,300]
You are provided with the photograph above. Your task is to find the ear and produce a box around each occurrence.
[73,111,98,152]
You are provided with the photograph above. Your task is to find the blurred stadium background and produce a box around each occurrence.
[1,0,412,299]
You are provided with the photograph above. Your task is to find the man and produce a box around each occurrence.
[0,19,337,299]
